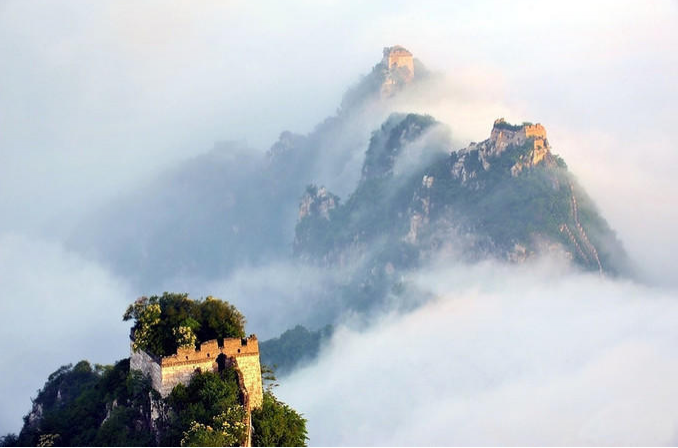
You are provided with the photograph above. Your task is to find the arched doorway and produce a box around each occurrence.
[216,353,227,373]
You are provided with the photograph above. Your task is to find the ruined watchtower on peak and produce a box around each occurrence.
[130,335,264,410]
[383,45,414,79]
[380,45,415,97]
[490,118,549,152]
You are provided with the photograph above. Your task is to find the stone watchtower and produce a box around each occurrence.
[130,335,264,445]
[490,118,549,153]
[383,45,414,81]
[380,45,415,96]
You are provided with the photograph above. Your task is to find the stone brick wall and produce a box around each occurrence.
[221,337,261,357]
[490,120,549,155]
[524,123,547,139]
[379,45,415,97]
[129,342,162,392]
[130,335,264,447]
[233,353,263,410]
[161,339,221,366]
[383,46,414,78]
[159,359,216,397]
[129,336,263,408]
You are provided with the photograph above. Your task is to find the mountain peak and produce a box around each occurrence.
[338,45,425,111]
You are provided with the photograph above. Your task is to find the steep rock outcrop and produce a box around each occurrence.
[295,116,628,282]
[298,186,338,221]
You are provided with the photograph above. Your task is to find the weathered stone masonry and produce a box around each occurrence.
[380,45,415,96]
[130,335,263,409]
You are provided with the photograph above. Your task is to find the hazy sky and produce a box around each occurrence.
[1,0,677,439]
[2,0,676,244]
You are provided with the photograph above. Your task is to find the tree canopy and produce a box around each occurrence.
[162,369,247,447]
[252,391,308,447]
[123,293,246,357]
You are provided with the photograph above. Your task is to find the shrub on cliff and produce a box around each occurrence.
[123,293,246,357]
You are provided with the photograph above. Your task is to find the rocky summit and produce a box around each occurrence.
[295,114,628,282]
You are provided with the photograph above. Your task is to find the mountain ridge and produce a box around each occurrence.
[66,46,431,289]
[294,114,628,278]
[66,45,630,328]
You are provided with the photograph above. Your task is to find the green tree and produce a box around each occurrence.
[252,391,307,447]
[0,434,18,447]
[180,407,247,447]
[123,293,246,357]
[162,369,243,446]
[195,296,246,343]
[124,298,163,354]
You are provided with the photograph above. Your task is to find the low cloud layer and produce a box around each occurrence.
[278,259,678,446]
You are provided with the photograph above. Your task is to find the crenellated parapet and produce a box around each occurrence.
[490,118,549,154]
[383,45,414,77]
[130,335,263,410]
[524,123,546,140]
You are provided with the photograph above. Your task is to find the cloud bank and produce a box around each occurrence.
[278,259,678,445]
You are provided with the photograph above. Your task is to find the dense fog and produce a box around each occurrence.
[278,258,678,445]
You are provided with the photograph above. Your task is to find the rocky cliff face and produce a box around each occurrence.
[293,113,443,264]
[294,115,628,285]
[298,186,338,221]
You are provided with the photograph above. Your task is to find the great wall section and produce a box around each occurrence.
[130,335,264,446]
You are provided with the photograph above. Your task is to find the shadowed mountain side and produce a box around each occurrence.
[69,142,294,288]
[259,325,334,378]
